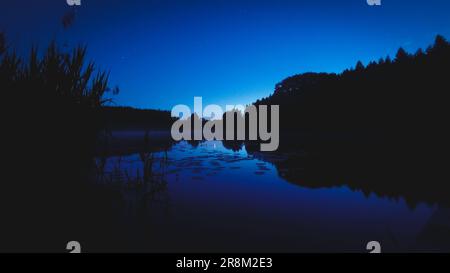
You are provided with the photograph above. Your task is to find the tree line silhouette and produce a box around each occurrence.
[255,35,450,136]
[188,36,450,150]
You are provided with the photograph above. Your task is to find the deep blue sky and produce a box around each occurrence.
[1,0,450,110]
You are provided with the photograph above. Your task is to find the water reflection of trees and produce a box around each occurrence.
[242,134,450,208]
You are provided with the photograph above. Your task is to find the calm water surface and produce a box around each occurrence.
[96,136,447,252]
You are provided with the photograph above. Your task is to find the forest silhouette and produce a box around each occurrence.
[256,35,449,134]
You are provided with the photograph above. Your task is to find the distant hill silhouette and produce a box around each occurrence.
[101,106,175,130]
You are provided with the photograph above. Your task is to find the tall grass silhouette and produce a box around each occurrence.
[0,37,115,108]
[1,34,126,252]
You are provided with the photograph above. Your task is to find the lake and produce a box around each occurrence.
[93,131,450,252]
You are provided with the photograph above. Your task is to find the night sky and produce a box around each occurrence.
[1,0,450,110]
